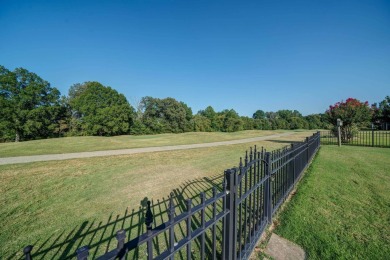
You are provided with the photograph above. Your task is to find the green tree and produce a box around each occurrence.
[372,96,390,129]
[241,116,255,130]
[0,66,62,142]
[139,97,189,133]
[69,81,134,136]
[180,101,194,132]
[52,95,70,136]
[276,110,302,121]
[275,110,308,129]
[265,112,278,130]
[379,96,390,123]
[191,115,212,132]
[326,98,372,141]
[305,114,328,130]
[139,96,165,133]
[289,117,308,129]
[219,109,243,132]
[253,118,271,130]
[252,110,265,119]
[198,106,219,131]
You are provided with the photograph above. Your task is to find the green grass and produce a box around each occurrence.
[271,146,390,259]
[0,130,295,157]
[0,132,311,259]
[347,131,390,147]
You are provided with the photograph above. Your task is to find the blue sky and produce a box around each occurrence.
[1,0,389,116]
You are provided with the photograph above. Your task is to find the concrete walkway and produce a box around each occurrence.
[265,233,306,260]
[0,132,293,165]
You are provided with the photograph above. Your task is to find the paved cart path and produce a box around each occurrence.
[0,132,294,165]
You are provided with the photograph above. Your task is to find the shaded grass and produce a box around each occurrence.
[0,132,313,259]
[271,146,390,259]
[0,130,295,157]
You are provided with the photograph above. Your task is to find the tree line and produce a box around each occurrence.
[0,66,389,142]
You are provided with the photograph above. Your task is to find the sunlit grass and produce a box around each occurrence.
[267,146,390,259]
[0,130,299,157]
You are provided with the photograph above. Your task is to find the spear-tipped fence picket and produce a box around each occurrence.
[22,132,321,260]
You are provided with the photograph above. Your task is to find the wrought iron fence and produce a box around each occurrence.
[320,130,390,148]
[22,132,321,260]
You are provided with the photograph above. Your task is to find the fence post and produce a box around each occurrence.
[145,201,154,260]
[116,229,126,260]
[168,194,175,260]
[23,245,33,260]
[223,169,236,260]
[337,118,342,146]
[76,246,89,260]
[186,199,192,259]
[291,144,296,184]
[306,137,309,163]
[317,131,321,149]
[264,152,272,223]
[372,123,375,147]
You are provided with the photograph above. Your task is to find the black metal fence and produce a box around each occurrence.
[320,130,390,148]
[22,132,321,260]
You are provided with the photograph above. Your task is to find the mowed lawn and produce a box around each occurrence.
[0,132,313,259]
[270,146,390,259]
[0,130,294,157]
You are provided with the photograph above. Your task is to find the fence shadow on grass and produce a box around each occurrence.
[17,173,224,259]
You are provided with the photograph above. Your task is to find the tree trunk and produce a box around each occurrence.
[15,132,20,142]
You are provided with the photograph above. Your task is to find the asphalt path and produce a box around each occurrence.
[0,132,294,165]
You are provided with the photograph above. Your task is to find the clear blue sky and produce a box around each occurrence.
[1,0,389,116]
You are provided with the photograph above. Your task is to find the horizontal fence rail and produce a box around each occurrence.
[22,132,321,260]
[320,130,390,148]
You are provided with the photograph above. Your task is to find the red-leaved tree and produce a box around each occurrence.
[326,98,372,141]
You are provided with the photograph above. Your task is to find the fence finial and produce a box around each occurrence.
[23,245,33,260]
[76,246,89,260]
[145,201,153,230]
[245,151,248,166]
[224,169,231,191]
[116,229,126,250]
[186,199,192,212]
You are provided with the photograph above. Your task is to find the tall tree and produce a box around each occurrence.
[198,106,219,131]
[219,109,243,132]
[191,115,212,132]
[372,96,390,129]
[0,66,61,141]
[305,114,329,130]
[140,97,189,133]
[252,110,265,119]
[68,81,134,136]
[241,116,255,130]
